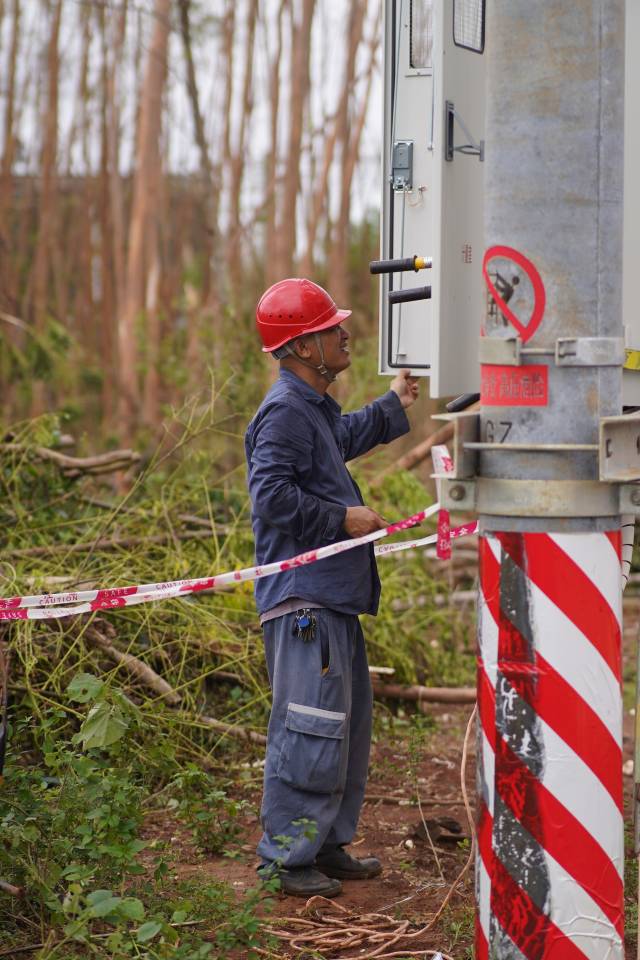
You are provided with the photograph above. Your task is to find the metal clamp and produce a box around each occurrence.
[442,477,621,517]
[478,337,521,366]
[556,337,625,367]
[599,413,640,481]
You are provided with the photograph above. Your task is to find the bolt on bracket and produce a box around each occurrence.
[619,484,640,514]
[441,478,477,511]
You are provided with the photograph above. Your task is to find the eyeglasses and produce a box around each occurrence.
[295,325,347,348]
[320,324,347,338]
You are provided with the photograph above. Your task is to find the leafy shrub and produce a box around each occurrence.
[0,676,270,959]
[166,765,249,855]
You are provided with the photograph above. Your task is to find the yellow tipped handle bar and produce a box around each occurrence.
[369,255,433,274]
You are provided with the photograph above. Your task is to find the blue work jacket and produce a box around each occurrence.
[244,368,410,617]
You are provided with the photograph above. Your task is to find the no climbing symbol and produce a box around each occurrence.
[482,246,546,343]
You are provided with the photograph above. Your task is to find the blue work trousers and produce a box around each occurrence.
[257,609,373,868]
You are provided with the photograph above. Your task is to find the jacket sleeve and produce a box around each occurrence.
[247,403,347,543]
[339,390,410,462]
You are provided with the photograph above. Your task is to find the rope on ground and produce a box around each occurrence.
[263,704,478,959]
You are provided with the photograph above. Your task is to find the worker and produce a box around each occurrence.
[245,278,419,897]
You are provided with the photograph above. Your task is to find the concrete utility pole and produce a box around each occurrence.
[441,1,629,956]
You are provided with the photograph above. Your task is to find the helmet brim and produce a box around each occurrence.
[262,308,352,352]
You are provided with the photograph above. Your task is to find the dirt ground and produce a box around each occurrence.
[141,595,640,959]
[142,702,476,957]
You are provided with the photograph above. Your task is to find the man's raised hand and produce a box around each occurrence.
[390,368,419,409]
[344,506,388,538]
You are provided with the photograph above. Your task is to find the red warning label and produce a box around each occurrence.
[481,364,548,406]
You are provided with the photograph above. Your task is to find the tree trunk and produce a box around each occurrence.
[177,0,218,315]
[327,0,369,307]
[118,0,170,438]
[264,0,287,287]
[141,212,162,427]
[30,0,62,416]
[97,2,115,427]
[274,0,316,279]
[226,0,259,307]
[106,2,127,327]
[0,0,20,318]
[68,5,93,349]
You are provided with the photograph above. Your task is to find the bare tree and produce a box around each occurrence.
[30,0,62,415]
[64,4,93,345]
[118,0,171,436]
[263,0,288,287]
[273,0,316,279]
[226,0,260,305]
[106,1,127,329]
[178,0,219,311]
[0,0,21,315]
[327,0,370,307]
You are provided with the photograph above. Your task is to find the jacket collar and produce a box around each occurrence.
[278,368,329,406]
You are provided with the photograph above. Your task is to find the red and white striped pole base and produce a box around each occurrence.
[476,530,624,959]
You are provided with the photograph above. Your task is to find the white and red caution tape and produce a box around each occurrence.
[431,444,456,560]
[0,502,478,622]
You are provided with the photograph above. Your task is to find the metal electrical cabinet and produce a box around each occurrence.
[378,0,486,397]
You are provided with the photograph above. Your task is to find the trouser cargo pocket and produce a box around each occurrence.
[277,702,347,794]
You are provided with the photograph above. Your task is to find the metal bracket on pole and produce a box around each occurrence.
[599,413,640,481]
[442,477,622,517]
[432,411,479,479]
[556,337,626,367]
[478,337,522,366]
[464,441,598,454]
[618,484,640,514]
[477,337,625,368]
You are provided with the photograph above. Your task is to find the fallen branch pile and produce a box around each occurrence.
[86,623,267,745]
[0,441,141,478]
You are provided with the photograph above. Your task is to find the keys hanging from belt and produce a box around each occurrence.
[293,608,317,643]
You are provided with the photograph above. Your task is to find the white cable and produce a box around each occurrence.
[621,514,635,591]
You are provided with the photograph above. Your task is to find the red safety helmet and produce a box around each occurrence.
[256,278,351,352]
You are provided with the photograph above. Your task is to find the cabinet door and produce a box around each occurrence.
[379,0,486,398]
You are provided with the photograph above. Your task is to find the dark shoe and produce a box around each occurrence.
[315,846,382,880]
[258,864,342,898]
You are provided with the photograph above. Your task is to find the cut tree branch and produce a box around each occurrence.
[0,443,140,477]
[372,682,476,705]
[85,625,266,745]
[86,627,181,705]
